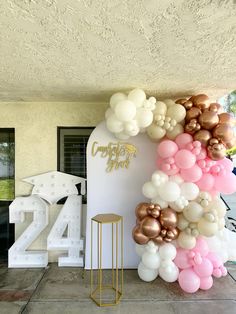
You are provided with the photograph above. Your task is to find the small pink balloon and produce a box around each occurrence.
[178,269,200,293]
[174,248,191,269]
[193,237,209,257]
[199,276,213,290]
[212,268,222,278]
[193,257,213,277]
[175,133,193,149]
[175,149,196,169]
[214,172,236,194]
[157,140,178,159]
[207,252,222,268]
[196,173,215,191]
[180,164,202,182]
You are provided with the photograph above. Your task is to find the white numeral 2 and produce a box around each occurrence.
[47,195,84,266]
[8,195,48,268]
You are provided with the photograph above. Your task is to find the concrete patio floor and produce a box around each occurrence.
[0,263,235,314]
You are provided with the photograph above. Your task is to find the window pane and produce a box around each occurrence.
[58,128,94,203]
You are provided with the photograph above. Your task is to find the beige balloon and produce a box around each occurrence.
[164,99,175,107]
[218,218,225,230]
[154,101,167,115]
[166,124,184,140]
[177,231,196,249]
[206,198,226,218]
[147,124,166,141]
[167,104,186,123]
[183,202,204,222]
[197,218,218,237]
[177,214,189,230]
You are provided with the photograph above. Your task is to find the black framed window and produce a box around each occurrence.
[57,127,94,203]
[0,129,15,261]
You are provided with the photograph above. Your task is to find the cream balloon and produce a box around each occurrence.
[110,92,127,109]
[114,131,130,140]
[115,100,136,122]
[167,104,186,122]
[128,89,146,107]
[177,214,189,230]
[154,101,167,115]
[124,120,139,136]
[207,198,226,218]
[177,231,196,249]
[183,202,203,222]
[135,243,147,257]
[105,108,113,119]
[159,243,176,260]
[164,99,175,107]
[198,218,218,237]
[138,262,158,282]
[147,124,166,141]
[166,124,184,140]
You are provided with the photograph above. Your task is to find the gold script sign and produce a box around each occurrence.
[91,141,137,172]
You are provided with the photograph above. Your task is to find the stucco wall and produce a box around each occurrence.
[0,101,107,261]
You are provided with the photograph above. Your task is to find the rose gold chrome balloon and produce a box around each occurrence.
[193,129,212,146]
[141,217,161,238]
[159,208,178,229]
[198,111,219,130]
[175,98,187,105]
[132,226,149,245]
[191,94,210,109]
[135,203,149,221]
[213,124,234,145]
[186,107,201,121]
[219,113,235,126]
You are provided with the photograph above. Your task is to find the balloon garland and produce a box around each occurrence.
[105,89,236,293]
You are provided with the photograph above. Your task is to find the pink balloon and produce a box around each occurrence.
[175,149,196,169]
[193,237,209,257]
[174,248,191,269]
[180,164,202,182]
[175,133,193,149]
[199,276,213,290]
[196,173,214,191]
[157,140,178,159]
[178,269,200,293]
[207,252,222,268]
[217,157,234,172]
[214,172,236,194]
[193,257,213,277]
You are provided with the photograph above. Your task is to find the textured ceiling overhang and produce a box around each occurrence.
[0,0,235,102]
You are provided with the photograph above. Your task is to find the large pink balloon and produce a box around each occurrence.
[175,133,193,149]
[157,140,178,159]
[178,269,200,293]
[174,248,191,269]
[180,164,202,182]
[217,157,234,172]
[214,172,236,194]
[200,276,213,290]
[196,173,214,191]
[175,150,196,169]
[193,258,213,277]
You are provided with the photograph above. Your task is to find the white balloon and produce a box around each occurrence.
[142,182,158,199]
[151,196,168,209]
[152,171,168,187]
[169,175,184,185]
[159,263,179,282]
[106,114,124,133]
[142,252,161,269]
[128,89,146,107]
[105,108,114,119]
[124,120,139,136]
[183,201,203,222]
[135,243,147,257]
[136,108,153,128]
[158,181,181,202]
[115,100,136,122]
[159,243,176,260]
[110,92,127,109]
[115,131,130,140]
[138,262,158,282]
[180,183,199,201]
